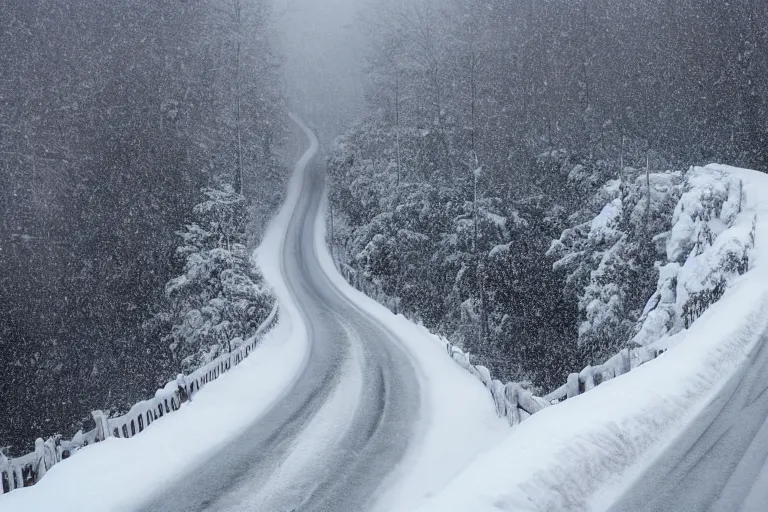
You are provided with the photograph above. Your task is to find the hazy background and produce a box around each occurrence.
[272,0,367,143]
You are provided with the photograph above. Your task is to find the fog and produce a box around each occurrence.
[272,0,367,143]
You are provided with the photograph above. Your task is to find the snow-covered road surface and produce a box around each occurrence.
[607,324,768,512]
[140,117,421,511]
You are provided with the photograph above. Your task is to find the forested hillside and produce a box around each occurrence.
[0,0,286,454]
[327,0,767,390]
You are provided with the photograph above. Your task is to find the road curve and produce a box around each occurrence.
[607,327,768,512]
[140,116,420,512]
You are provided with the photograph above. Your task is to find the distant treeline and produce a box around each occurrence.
[364,0,767,176]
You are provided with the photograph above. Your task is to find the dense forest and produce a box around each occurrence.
[0,0,286,454]
[327,0,768,390]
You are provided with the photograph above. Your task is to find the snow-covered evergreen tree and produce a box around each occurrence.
[548,157,683,361]
[632,166,754,346]
[153,184,273,372]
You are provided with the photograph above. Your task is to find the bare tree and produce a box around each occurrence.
[233,0,244,194]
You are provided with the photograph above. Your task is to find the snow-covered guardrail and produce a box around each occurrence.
[445,344,550,425]
[0,303,279,495]
[447,340,667,424]
[543,345,666,403]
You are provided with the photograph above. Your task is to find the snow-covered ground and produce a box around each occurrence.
[410,164,768,512]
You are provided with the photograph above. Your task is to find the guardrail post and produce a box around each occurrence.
[580,366,596,392]
[491,380,507,418]
[623,347,632,374]
[504,383,522,426]
[566,372,580,399]
[176,374,189,404]
[44,438,57,469]
[0,452,8,494]
[13,464,22,490]
[33,438,45,481]
[92,410,111,441]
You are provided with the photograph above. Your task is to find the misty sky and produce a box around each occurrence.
[272,0,367,142]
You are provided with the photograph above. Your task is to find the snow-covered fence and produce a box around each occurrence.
[543,345,667,404]
[443,336,669,424]
[0,303,279,495]
[446,345,550,426]
[682,280,727,329]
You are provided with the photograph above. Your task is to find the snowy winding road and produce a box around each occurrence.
[0,113,502,512]
[142,116,420,511]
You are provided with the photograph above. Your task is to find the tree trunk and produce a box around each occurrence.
[395,71,401,187]
[645,150,651,232]
[234,0,243,194]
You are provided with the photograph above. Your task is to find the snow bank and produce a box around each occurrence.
[411,164,768,512]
